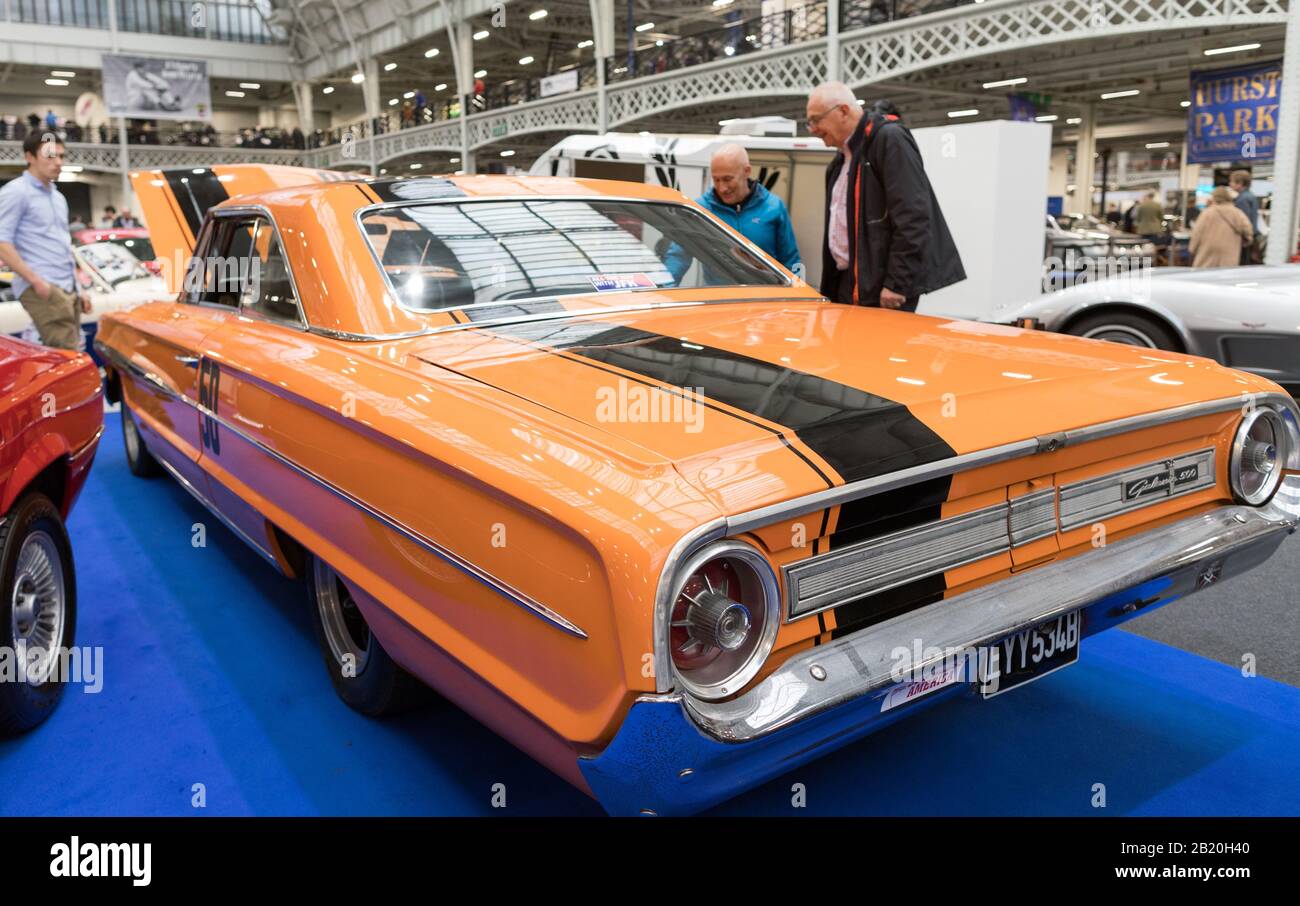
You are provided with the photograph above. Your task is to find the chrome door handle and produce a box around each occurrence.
[175,355,199,368]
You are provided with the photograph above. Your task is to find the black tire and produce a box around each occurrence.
[1067,311,1181,351]
[306,553,428,716]
[121,397,162,478]
[0,493,77,736]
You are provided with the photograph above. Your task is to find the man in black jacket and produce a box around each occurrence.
[806,82,965,309]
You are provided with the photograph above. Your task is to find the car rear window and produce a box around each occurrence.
[359,198,787,312]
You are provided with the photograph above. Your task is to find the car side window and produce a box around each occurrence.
[185,216,258,309]
[239,219,302,326]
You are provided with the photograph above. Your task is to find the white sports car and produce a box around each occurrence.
[994,264,1300,390]
[0,241,171,357]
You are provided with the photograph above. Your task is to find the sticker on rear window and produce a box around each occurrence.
[589,273,656,292]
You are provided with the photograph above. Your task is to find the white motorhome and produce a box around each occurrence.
[531,120,836,288]
[532,118,1052,320]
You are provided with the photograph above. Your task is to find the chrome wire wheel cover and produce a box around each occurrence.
[123,409,141,462]
[10,531,66,686]
[1081,324,1157,348]
[313,558,371,673]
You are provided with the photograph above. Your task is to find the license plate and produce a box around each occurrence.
[980,611,1081,698]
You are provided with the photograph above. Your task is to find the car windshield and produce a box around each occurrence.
[359,198,787,312]
[77,242,151,288]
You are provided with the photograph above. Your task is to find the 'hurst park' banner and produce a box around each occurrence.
[1186,60,1282,163]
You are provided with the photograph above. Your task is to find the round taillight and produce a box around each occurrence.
[1231,407,1286,505]
[668,541,779,700]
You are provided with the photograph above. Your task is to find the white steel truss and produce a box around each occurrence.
[5,0,1291,174]
[840,0,1289,85]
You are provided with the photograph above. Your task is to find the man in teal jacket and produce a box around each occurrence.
[666,143,802,281]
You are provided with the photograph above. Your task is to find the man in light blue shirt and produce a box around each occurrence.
[0,133,89,350]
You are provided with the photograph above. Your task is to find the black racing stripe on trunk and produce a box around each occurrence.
[478,317,835,488]
[163,169,230,241]
[829,576,947,640]
[828,475,951,550]
[484,320,956,486]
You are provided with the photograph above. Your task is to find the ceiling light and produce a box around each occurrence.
[239,82,260,89]
[655,39,663,46]
[404,91,415,99]
[577,39,593,48]
[1035,114,1058,122]
[379,168,387,175]
[501,149,515,157]
[474,69,487,78]
[424,48,439,58]
[435,83,447,91]
[1146,141,1170,148]
[636,22,654,31]
[351,72,365,83]
[1180,100,1191,108]
[724,46,735,56]
[529,9,548,19]
[44,78,69,87]
[225,90,245,97]
[1204,42,1261,56]
[322,85,335,94]
[450,157,460,163]
[473,29,489,40]
[713,0,735,6]
[1100,88,1140,99]
[1066,117,1081,124]
[384,62,397,71]
[51,70,76,78]
[982,76,1027,89]
[519,56,534,65]
[410,163,422,169]
[389,98,398,105]
[947,108,979,118]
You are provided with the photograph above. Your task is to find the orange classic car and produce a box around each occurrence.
[96,165,1299,815]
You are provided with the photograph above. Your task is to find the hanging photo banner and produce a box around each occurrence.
[1186,59,1281,163]
[540,69,580,98]
[102,54,212,121]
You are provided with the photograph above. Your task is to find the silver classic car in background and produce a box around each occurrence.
[995,264,1300,390]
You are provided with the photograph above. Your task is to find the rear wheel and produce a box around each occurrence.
[0,493,77,736]
[1067,311,1181,351]
[121,398,162,478]
[307,554,428,715]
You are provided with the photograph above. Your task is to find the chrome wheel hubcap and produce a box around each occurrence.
[123,409,141,462]
[10,531,66,686]
[1081,325,1157,348]
[314,558,370,673]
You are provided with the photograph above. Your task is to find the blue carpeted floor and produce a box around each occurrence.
[2,410,1297,817]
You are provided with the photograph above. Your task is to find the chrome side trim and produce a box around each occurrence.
[684,476,1300,743]
[100,337,586,638]
[195,398,589,639]
[151,443,284,572]
[726,392,1296,535]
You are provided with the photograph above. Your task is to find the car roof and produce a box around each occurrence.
[220,173,693,212]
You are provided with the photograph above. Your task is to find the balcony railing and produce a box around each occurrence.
[606,1,830,83]
[0,120,309,149]
[9,0,288,43]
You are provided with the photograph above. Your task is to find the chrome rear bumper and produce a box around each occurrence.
[580,475,1299,815]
